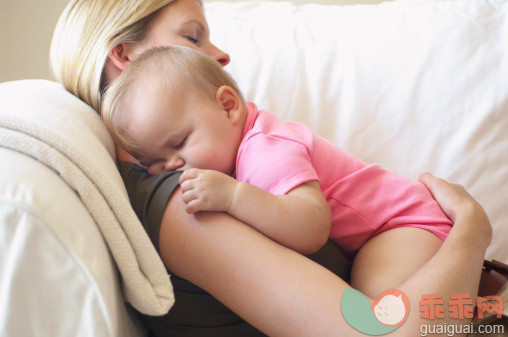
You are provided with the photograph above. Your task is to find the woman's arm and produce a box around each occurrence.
[159,174,492,337]
[159,186,358,337]
[179,168,331,255]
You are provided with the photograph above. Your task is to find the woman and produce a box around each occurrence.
[50,0,492,336]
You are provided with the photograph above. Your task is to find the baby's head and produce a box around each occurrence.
[101,46,246,174]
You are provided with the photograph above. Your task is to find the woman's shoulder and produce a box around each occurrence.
[117,161,183,233]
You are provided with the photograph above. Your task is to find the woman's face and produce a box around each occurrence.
[131,0,230,66]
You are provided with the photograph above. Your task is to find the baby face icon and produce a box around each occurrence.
[372,289,410,326]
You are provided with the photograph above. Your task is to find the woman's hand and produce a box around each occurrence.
[419,172,492,249]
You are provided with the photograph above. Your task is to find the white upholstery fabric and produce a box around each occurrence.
[0,148,145,337]
[205,0,508,262]
[0,80,173,316]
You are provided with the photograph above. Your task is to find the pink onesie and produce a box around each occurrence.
[235,103,453,257]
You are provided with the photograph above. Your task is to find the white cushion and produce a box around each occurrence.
[205,0,508,262]
[0,148,145,337]
[0,79,173,316]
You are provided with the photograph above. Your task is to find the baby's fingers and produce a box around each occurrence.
[184,199,204,214]
[181,188,198,205]
[179,169,202,192]
[179,168,201,184]
[181,189,205,214]
[180,177,195,193]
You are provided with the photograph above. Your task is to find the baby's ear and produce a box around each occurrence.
[216,86,243,125]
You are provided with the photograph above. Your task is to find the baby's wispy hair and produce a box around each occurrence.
[100,45,244,155]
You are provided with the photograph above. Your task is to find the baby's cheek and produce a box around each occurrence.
[194,149,230,172]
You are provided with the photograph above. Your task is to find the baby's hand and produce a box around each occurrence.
[179,168,238,214]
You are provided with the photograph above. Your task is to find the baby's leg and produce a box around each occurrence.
[351,224,488,336]
[351,227,442,297]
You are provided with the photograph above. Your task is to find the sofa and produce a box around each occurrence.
[1,1,507,336]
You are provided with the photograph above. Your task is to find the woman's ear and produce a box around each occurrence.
[216,86,243,125]
[107,43,133,72]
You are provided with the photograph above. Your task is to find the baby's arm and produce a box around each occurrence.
[179,168,331,255]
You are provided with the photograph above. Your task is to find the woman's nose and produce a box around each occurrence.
[209,44,230,67]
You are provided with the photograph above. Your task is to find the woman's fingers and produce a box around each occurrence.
[419,172,492,247]
[418,172,462,222]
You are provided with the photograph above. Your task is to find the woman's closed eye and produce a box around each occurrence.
[179,21,205,46]
[182,28,201,46]
[186,35,199,44]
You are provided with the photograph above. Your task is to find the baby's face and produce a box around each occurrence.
[125,86,243,175]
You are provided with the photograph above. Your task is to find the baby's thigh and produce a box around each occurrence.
[350,227,442,298]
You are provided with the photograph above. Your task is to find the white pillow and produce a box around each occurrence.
[205,0,508,262]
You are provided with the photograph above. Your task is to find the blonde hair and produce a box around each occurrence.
[50,0,200,111]
[101,46,244,154]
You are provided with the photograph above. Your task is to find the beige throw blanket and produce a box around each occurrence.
[0,80,174,316]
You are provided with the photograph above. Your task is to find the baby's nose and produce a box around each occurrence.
[164,158,185,171]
